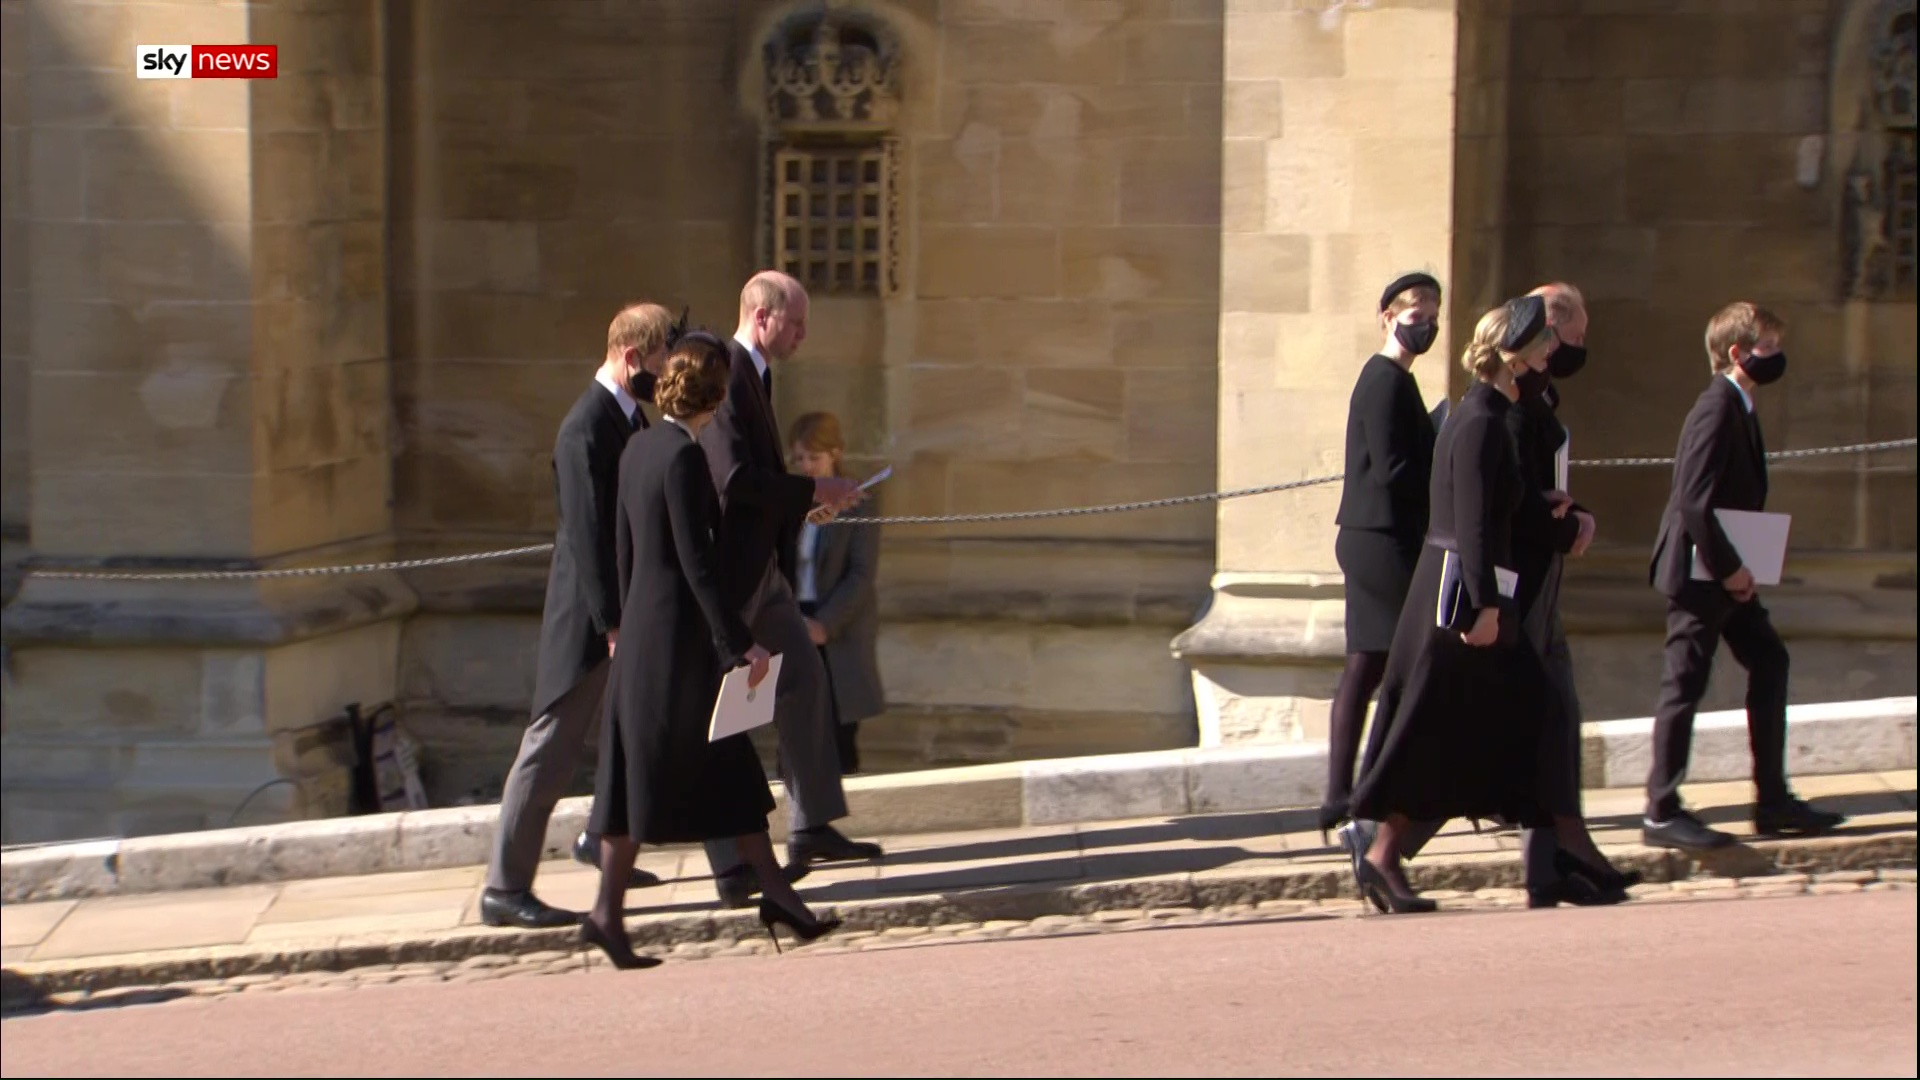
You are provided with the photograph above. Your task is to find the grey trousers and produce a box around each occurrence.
[1355,560,1586,890]
[704,561,848,877]
[486,659,609,893]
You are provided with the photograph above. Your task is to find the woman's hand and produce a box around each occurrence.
[1570,510,1597,557]
[1460,606,1500,647]
[1546,490,1573,519]
[804,617,828,646]
[744,644,773,690]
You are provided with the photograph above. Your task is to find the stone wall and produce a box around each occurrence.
[388,0,1224,798]
[1500,0,1916,553]
[1,0,406,844]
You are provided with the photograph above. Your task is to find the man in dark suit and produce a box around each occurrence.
[479,303,676,929]
[698,271,880,908]
[1643,301,1845,851]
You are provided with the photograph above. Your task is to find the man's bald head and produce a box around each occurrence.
[1529,281,1587,345]
[737,270,810,362]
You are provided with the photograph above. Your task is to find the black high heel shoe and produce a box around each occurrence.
[758,899,842,954]
[1316,800,1349,847]
[1555,851,1643,894]
[1352,855,1437,916]
[579,918,662,970]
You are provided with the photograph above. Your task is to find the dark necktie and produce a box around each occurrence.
[761,364,773,401]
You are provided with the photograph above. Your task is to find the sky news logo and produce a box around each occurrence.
[136,45,279,80]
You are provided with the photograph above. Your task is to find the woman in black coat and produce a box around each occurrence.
[582,333,840,968]
[1345,295,1630,914]
[1320,272,1443,836]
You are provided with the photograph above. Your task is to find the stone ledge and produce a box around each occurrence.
[3,835,1912,1001]
[3,696,1910,904]
[1,571,417,648]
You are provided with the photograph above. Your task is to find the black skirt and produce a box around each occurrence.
[1336,527,1423,655]
[1348,543,1554,828]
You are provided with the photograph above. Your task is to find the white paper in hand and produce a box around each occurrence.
[708,654,783,742]
[859,465,892,491]
[1555,431,1570,495]
[1690,510,1792,586]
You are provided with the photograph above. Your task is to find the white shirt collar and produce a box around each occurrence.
[1722,371,1754,414]
[593,369,638,422]
[735,332,769,381]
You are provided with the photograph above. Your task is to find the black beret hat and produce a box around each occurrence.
[1500,294,1548,352]
[1379,272,1441,313]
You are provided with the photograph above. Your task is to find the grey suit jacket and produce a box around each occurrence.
[801,504,886,724]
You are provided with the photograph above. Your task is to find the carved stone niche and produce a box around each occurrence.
[764,8,901,134]
[1840,0,1917,301]
[758,7,904,298]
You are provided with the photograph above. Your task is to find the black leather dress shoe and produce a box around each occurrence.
[1753,798,1846,837]
[571,831,663,889]
[479,888,579,929]
[787,825,884,867]
[1643,810,1737,851]
[714,863,811,910]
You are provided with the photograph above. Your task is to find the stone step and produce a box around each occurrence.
[2,696,1910,903]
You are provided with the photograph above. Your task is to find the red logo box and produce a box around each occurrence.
[191,45,277,79]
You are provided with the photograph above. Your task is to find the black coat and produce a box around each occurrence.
[1505,384,1584,620]
[696,338,817,610]
[1348,381,1552,828]
[1335,354,1436,537]
[1649,376,1768,598]
[530,382,642,721]
[589,421,772,845]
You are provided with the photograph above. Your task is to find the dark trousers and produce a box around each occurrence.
[1646,581,1791,821]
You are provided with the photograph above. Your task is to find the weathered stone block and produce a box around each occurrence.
[1126,366,1217,463]
[31,470,252,557]
[1001,139,1123,226]
[1024,366,1125,461]
[918,226,1062,299]
[913,299,1117,368]
[916,131,1000,225]
[904,366,1023,454]
[1343,6,1454,81]
[1221,232,1311,313]
[1122,20,1222,83]
[1223,12,1344,80]
[1621,78,1825,136]
[1117,138,1219,226]
[1262,130,1353,233]
[1223,80,1284,139]
[945,22,1126,86]
[1061,224,1216,301]
[1113,302,1219,367]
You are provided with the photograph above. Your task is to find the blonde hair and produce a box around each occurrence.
[653,338,731,420]
[788,411,846,476]
[1704,301,1785,374]
[1459,305,1517,381]
[1385,285,1440,320]
[607,303,674,359]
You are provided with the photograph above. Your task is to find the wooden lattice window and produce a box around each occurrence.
[1890,132,1917,294]
[771,145,892,297]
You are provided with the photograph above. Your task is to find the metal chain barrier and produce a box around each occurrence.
[23,438,1916,582]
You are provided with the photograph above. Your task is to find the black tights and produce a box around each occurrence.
[1322,651,1389,824]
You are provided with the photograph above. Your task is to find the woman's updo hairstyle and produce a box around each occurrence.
[655,330,732,420]
[1458,295,1548,381]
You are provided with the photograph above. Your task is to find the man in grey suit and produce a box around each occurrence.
[698,271,882,909]
[479,303,675,929]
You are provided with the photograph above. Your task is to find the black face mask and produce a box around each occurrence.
[1515,366,1552,402]
[1393,319,1438,356]
[1547,343,1588,379]
[630,369,658,404]
[1739,349,1787,386]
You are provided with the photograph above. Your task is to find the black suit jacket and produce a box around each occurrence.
[1649,376,1768,598]
[1335,354,1436,536]
[1506,383,1583,618]
[697,338,816,610]
[531,382,643,720]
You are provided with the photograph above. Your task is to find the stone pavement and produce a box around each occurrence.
[1,771,1912,1010]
